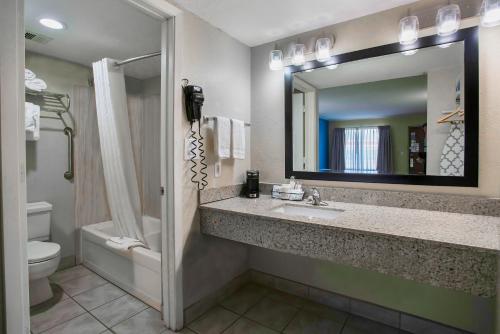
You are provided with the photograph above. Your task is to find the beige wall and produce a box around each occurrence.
[250,2,500,332]
[25,52,91,267]
[251,8,500,197]
[174,12,252,307]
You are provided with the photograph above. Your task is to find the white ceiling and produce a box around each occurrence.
[173,0,418,46]
[25,0,162,79]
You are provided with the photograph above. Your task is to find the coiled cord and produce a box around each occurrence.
[197,121,208,190]
[189,122,200,189]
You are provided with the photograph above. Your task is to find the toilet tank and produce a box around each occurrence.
[27,202,53,241]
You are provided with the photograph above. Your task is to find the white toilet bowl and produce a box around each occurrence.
[28,241,61,306]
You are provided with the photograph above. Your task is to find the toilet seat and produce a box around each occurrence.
[28,241,60,264]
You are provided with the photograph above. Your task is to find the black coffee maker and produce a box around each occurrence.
[246,170,259,198]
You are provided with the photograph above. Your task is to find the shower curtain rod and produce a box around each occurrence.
[114,51,161,66]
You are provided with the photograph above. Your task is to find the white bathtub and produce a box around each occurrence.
[81,216,162,310]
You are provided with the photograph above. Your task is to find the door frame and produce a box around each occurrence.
[0,0,183,331]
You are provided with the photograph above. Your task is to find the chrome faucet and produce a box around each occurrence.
[310,188,322,206]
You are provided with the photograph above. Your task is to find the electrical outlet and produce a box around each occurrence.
[214,160,222,178]
[185,136,200,160]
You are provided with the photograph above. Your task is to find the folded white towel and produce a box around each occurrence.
[214,116,231,159]
[25,102,40,141]
[105,237,147,252]
[25,78,47,92]
[25,69,36,81]
[231,118,245,159]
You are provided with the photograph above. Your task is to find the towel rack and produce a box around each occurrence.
[25,89,75,181]
[202,115,251,127]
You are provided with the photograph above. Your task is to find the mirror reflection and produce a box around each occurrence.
[292,41,464,176]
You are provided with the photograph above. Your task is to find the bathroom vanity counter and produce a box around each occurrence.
[200,195,500,297]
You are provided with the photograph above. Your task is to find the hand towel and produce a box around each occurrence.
[214,116,231,159]
[25,78,47,92]
[231,118,245,159]
[25,102,40,141]
[106,237,147,252]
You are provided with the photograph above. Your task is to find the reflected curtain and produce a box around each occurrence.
[330,128,345,172]
[345,127,379,173]
[376,126,393,174]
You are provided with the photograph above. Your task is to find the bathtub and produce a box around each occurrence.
[81,216,161,310]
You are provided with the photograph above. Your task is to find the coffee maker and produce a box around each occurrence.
[246,170,259,198]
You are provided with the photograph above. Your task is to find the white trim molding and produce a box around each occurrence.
[0,0,30,332]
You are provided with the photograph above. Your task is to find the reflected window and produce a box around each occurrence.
[344,127,379,173]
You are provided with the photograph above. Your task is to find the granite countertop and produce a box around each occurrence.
[200,195,500,254]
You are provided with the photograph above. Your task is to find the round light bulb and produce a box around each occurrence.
[292,44,305,66]
[401,49,418,56]
[269,50,283,71]
[39,18,66,30]
[481,0,500,27]
[436,4,461,36]
[399,16,419,45]
[316,37,332,62]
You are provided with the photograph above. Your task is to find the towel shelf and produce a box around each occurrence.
[202,115,251,127]
[25,88,75,181]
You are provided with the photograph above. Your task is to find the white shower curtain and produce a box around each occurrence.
[92,58,145,243]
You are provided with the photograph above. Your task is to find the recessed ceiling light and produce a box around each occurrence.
[39,18,66,30]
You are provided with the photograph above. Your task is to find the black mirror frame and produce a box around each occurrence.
[285,27,479,187]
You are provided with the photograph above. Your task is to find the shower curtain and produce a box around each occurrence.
[92,58,145,243]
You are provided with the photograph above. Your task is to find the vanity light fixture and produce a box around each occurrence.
[399,16,419,45]
[436,4,461,36]
[401,49,418,56]
[292,44,306,66]
[269,49,284,71]
[39,18,66,30]
[481,0,500,27]
[316,37,333,62]
[327,64,339,70]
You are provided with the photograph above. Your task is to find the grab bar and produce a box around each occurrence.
[63,127,74,181]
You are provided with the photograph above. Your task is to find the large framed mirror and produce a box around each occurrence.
[285,27,478,186]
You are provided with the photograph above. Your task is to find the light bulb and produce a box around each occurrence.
[399,16,419,45]
[327,64,338,70]
[292,44,305,66]
[439,43,452,48]
[39,18,66,30]
[436,4,461,36]
[316,38,332,62]
[401,49,418,56]
[269,50,283,71]
[481,0,500,27]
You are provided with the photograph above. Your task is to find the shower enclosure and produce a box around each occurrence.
[79,52,163,309]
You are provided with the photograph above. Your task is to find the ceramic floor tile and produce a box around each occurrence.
[219,283,268,315]
[30,298,86,334]
[302,301,349,324]
[283,309,344,334]
[90,294,148,328]
[50,266,93,284]
[41,313,107,334]
[266,289,307,308]
[58,272,108,296]
[342,315,399,334]
[222,317,279,334]
[244,296,299,332]
[112,308,167,334]
[187,306,239,334]
[73,283,126,311]
[162,328,197,334]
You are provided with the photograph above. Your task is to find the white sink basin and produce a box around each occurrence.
[271,204,344,220]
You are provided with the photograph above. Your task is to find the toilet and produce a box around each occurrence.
[27,202,61,306]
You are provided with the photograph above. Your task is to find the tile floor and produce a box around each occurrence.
[32,265,409,333]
